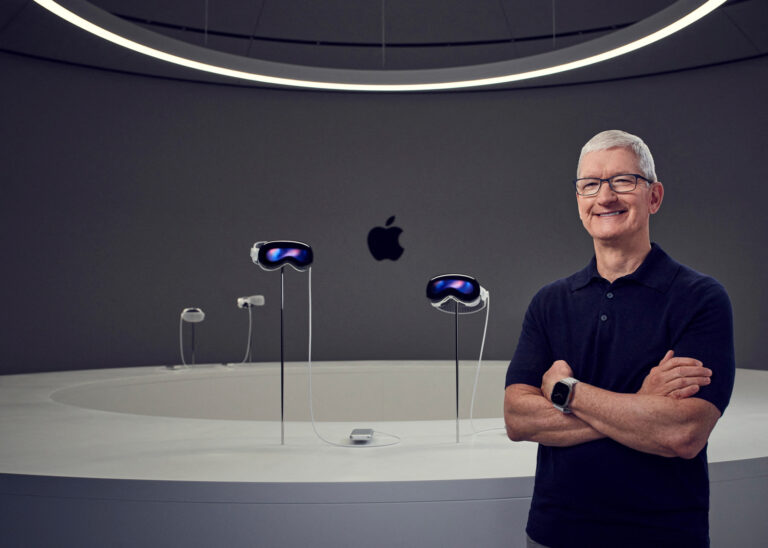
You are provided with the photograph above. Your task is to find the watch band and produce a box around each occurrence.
[552,377,580,414]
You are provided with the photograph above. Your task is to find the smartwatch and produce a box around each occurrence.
[551,377,579,414]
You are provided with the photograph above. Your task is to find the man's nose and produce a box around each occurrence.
[596,180,618,203]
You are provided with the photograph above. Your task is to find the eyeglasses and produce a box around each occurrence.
[573,173,651,196]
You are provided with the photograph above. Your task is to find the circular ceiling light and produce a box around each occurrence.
[35,0,726,92]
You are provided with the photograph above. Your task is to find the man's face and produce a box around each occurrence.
[577,147,663,245]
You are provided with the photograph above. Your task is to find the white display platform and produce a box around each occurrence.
[1,361,766,547]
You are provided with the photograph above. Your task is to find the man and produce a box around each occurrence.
[504,130,734,547]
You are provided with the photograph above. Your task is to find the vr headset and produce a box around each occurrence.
[251,240,313,271]
[426,274,488,314]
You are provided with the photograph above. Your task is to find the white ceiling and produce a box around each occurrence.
[1,0,766,90]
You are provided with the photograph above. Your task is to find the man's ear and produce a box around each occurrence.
[649,181,664,214]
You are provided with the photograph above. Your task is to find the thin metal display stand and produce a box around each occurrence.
[190,323,197,365]
[454,304,460,443]
[280,266,285,445]
[245,306,253,363]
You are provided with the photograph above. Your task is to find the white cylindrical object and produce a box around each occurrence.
[237,295,265,308]
[181,308,205,323]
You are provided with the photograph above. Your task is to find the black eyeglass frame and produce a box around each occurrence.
[572,173,652,196]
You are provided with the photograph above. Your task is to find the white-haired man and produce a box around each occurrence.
[504,130,735,547]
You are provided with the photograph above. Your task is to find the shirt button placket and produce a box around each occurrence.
[600,290,614,322]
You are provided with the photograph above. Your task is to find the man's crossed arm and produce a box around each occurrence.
[504,351,721,459]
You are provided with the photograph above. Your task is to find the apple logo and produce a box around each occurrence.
[367,216,404,261]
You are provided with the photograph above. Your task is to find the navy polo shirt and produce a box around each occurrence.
[506,243,735,548]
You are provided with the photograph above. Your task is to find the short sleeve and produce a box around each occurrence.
[505,291,554,388]
[672,278,735,414]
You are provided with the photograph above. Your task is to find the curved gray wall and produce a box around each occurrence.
[1,52,766,374]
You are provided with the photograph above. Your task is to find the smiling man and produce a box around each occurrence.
[504,130,735,547]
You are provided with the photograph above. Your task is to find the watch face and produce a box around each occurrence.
[551,381,570,407]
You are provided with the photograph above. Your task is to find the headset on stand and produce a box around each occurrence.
[251,241,313,272]
[250,240,399,448]
[426,274,497,441]
[235,295,265,364]
[178,307,205,366]
[427,274,489,315]
[250,240,313,445]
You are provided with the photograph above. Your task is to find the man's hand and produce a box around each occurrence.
[638,350,712,399]
[510,351,718,455]
[541,360,574,402]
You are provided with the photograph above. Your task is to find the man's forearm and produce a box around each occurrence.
[569,382,720,458]
[504,384,605,447]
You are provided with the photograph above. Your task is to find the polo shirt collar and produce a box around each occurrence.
[569,243,679,293]
[569,256,600,291]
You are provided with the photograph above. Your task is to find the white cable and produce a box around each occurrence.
[306,267,400,448]
[240,305,253,363]
[468,293,505,436]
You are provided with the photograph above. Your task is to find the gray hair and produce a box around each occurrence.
[577,130,657,182]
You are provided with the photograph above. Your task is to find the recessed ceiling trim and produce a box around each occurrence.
[34,0,727,92]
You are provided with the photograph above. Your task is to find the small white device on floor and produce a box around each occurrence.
[349,428,374,443]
